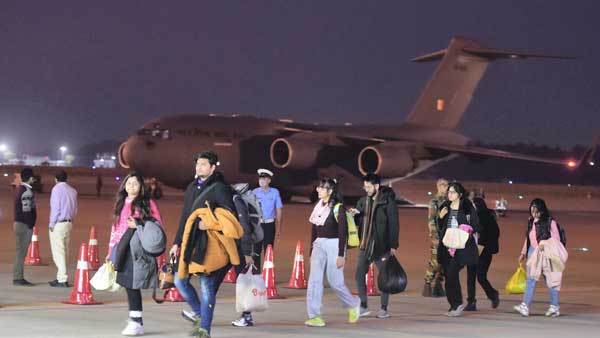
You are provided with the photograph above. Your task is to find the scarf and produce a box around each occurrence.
[309,200,331,226]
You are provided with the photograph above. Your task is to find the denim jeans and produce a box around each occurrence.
[174,265,230,333]
[523,247,559,307]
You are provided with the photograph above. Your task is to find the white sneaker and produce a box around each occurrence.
[359,307,371,317]
[447,303,465,317]
[376,309,390,319]
[121,320,144,336]
[513,302,530,317]
[545,305,560,317]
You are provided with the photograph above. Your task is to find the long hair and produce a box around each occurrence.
[529,198,551,224]
[473,197,489,212]
[318,177,343,207]
[113,171,152,220]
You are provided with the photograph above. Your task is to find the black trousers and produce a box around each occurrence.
[355,251,389,308]
[467,251,498,303]
[443,258,464,310]
[252,221,276,269]
[126,288,143,311]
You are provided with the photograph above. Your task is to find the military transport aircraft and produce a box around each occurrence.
[117,37,594,199]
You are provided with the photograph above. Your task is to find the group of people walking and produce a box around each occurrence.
[11,155,567,337]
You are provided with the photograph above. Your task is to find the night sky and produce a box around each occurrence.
[1,1,598,156]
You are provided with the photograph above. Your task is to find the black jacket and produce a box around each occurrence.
[437,199,480,267]
[355,186,399,261]
[174,172,236,246]
[477,208,500,255]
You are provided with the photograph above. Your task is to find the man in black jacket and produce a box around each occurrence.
[169,151,251,338]
[351,173,399,319]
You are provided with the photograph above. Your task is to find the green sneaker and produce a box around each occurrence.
[348,305,360,323]
[305,317,326,327]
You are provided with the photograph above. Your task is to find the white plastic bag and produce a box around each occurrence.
[91,261,122,292]
[235,267,268,313]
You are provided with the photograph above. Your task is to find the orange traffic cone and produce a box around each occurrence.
[25,226,44,266]
[87,226,100,270]
[353,263,380,296]
[223,266,237,283]
[62,243,102,305]
[284,240,307,289]
[262,244,284,299]
[163,287,185,302]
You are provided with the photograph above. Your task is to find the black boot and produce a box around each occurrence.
[465,300,477,311]
[422,283,433,297]
[432,281,445,298]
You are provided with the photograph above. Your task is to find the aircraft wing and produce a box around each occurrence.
[424,143,575,166]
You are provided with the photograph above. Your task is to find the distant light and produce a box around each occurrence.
[567,160,577,168]
[59,146,67,152]
[344,122,353,126]
[209,113,216,117]
[278,118,295,123]
[427,191,432,196]
[508,180,513,185]
[0,144,6,151]
[3,173,8,177]
[100,158,105,162]
[590,161,595,166]
[517,195,524,200]
[567,184,572,187]
[91,166,96,170]
[111,156,116,160]
[579,247,590,252]
[115,176,120,181]
[510,54,519,59]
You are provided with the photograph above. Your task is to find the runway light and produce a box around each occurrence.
[91,166,96,170]
[3,173,8,177]
[115,176,120,181]
[111,156,116,160]
[427,191,432,196]
[567,160,577,168]
[517,195,524,200]
[508,180,513,185]
[590,161,595,166]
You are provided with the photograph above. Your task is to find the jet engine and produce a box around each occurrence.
[270,134,322,170]
[357,142,415,177]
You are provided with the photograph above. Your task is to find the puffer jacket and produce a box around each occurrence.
[178,203,243,278]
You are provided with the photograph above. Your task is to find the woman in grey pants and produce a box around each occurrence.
[305,178,360,327]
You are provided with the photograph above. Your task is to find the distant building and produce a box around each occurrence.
[93,153,117,168]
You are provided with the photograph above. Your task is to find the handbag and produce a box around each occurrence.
[153,255,177,304]
[442,227,470,249]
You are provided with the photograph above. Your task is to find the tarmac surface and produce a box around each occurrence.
[0,178,598,337]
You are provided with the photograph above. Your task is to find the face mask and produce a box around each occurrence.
[259,179,268,188]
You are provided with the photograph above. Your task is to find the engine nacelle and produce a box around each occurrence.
[357,142,415,177]
[270,134,322,170]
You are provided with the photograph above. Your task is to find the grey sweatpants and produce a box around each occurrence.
[13,222,33,280]
[307,238,359,318]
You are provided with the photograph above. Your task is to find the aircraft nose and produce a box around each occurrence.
[118,141,130,168]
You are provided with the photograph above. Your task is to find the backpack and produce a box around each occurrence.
[138,217,167,257]
[333,203,360,248]
[232,183,264,243]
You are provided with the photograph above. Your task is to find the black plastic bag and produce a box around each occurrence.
[377,254,407,294]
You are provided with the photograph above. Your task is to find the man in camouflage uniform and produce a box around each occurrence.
[422,178,449,297]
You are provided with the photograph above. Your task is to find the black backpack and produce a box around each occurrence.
[232,183,264,243]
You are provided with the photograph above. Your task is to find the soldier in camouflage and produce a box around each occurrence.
[422,178,449,297]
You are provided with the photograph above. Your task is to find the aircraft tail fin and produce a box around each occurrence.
[406,37,573,130]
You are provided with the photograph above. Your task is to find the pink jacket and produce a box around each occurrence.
[521,219,560,256]
[108,198,162,255]
[527,237,568,290]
